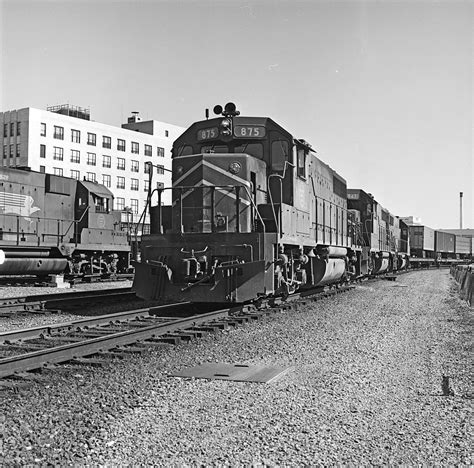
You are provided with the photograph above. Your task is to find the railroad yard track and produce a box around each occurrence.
[0,287,136,317]
[0,285,355,385]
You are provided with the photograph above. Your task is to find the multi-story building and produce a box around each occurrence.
[0,105,184,231]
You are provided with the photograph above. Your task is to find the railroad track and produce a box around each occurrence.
[0,285,355,384]
[0,288,137,316]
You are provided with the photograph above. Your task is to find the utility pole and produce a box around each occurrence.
[459,192,463,229]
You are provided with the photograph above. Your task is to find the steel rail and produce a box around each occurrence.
[0,303,191,343]
[0,307,231,379]
[0,287,134,306]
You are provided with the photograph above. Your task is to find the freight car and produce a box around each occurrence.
[439,230,473,260]
[0,166,130,276]
[133,103,409,303]
[405,224,472,266]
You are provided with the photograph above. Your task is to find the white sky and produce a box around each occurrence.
[1,0,472,229]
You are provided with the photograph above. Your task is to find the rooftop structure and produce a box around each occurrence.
[47,104,91,121]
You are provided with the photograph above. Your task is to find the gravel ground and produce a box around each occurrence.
[0,280,133,332]
[0,269,472,465]
[0,279,133,299]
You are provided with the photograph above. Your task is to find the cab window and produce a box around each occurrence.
[271,140,289,171]
[234,142,263,159]
[175,145,193,156]
[201,145,228,153]
[297,148,307,179]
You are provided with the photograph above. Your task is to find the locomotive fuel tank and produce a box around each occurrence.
[311,247,348,286]
[372,251,390,275]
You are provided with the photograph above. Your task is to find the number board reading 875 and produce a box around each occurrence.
[234,126,266,138]
[197,127,219,141]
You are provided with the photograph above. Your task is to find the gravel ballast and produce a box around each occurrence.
[0,280,133,332]
[1,269,472,465]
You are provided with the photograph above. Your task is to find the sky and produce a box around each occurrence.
[1,0,472,229]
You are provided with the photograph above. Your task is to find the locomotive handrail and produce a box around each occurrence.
[0,213,83,246]
[268,161,295,238]
[141,183,267,261]
[65,205,90,246]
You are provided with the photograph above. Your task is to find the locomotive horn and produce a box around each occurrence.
[224,102,236,113]
[224,102,240,116]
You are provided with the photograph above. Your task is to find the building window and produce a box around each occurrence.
[165,130,169,137]
[86,172,96,182]
[144,144,152,156]
[54,126,64,140]
[70,170,80,180]
[102,155,111,168]
[40,144,46,158]
[53,167,63,176]
[87,152,96,165]
[131,178,139,191]
[10,123,14,136]
[16,122,20,136]
[3,124,7,137]
[10,144,14,158]
[115,197,125,211]
[102,174,111,188]
[87,132,96,146]
[3,145,7,159]
[144,163,151,174]
[144,179,149,192]
[39,165,45,173]
[16,144,20,158]
[53,147,64,161]
[103,135,111,149]
[117,176,125,189]
[156,165,164,175]
[131,160,139,172]
[40,123,46,137]
[130,199,139,214]
[117,157,125,170]
[71,150,80,163]
[71,129,81,143]
[117,139,125,151]
[131,142,139,154]
[157,146,165,157]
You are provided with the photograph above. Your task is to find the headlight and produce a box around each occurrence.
[220,118,232,136]
[229,162,241,174]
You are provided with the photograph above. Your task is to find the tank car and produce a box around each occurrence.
[0,166,130,276]
[133,103,356,303]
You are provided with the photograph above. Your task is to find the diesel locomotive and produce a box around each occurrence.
[0,166,130,276]
[133,103,410,303]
